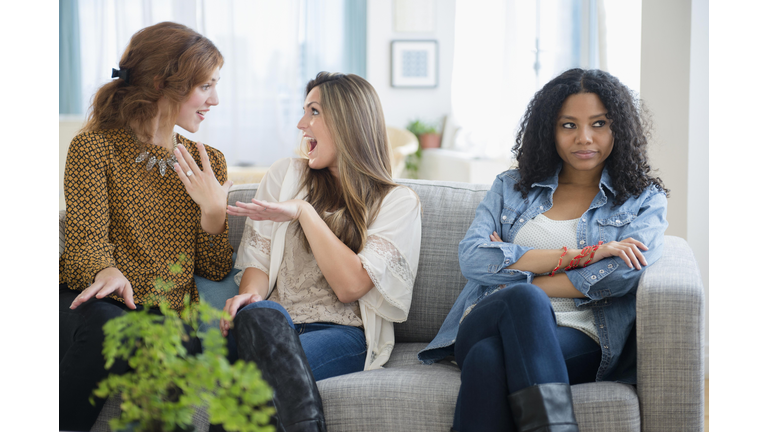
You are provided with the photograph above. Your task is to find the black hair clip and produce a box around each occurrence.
[111,67,130,84]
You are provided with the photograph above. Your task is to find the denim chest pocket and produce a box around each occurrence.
[597,212,636,243]
[499,208,520,241]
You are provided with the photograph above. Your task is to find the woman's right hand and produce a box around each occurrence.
[227,198,308,223]
[588,237,649,270]
[69,267,136,310]
[220,293,263,337]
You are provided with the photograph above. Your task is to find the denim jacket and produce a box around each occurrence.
[418,166,668,384]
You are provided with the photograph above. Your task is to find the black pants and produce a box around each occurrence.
[59,284,201,431]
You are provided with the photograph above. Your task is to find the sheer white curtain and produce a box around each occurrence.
[76,0,317,166]
[449,0,640,160]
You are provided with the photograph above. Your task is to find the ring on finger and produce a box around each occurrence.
[186,170,194,177]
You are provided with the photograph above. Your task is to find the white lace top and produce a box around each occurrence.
[272,224,363,327]
[234,158,422,369]
[514,213,599,343]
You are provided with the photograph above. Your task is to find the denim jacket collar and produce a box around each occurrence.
[530,164,617,197]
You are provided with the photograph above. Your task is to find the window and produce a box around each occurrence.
[60,0,366,167]
[449,0,641,159]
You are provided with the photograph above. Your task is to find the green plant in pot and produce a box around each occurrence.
[404,119,442,178]
[92,254,275,432]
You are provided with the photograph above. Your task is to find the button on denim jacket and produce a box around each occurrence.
[418,166,668,384]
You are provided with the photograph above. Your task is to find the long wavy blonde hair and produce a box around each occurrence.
[296,72,398,253]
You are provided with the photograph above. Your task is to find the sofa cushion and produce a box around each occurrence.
[393,180,490,343]
[318,342,460,432]
[317,342,641,432]
[227,184,259,251]
[571,382,641,432]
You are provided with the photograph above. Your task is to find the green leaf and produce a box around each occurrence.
[406,119,438,136]
[94,296,273,431]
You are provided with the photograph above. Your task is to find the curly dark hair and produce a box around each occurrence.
[512,68,668,205]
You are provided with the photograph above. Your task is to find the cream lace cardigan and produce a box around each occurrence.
[233,158,422,369]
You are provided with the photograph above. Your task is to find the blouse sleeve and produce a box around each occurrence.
[357,186,422,322]
[62,133,117,289]
[193,144,234,280]
[232,157,293,285]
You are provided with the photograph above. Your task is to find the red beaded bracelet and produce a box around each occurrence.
[582,241,604,266]
[564,242,605,271]
[550,247,568,276]
[564,245,591,271]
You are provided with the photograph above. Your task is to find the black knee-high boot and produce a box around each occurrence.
[507,383,579,432]
[234,307,326,432]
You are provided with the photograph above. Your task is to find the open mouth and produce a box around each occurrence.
[196,110,206,119]
[308,138,318,152]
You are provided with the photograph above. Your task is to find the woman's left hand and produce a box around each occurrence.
[227,198,308,223]
[174,141,233,214]
[589,237,649,270]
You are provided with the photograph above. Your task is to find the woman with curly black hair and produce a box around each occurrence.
[419,68,669,432]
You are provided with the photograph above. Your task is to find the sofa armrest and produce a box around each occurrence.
[636,235,704,432]
[59,210,66,258]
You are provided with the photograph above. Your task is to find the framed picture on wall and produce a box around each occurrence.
[391,40,438,88]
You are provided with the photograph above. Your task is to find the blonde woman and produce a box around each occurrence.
[220,72,422,431]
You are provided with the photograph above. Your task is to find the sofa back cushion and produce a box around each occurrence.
[226,179,492,343]
[227,185,259,250]
[393,179,489,342]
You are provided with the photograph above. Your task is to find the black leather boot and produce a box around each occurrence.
[507,383,579,432]
[234,307,326,432]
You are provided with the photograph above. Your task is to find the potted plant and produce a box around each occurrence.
[406,119,442,149]
[404,119,442,178]
[92,254,275,432]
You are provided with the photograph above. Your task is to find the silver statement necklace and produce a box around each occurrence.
[134,132,180,177]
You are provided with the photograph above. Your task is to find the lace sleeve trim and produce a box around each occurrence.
[234,223,271,278]
[358,235,415,321]
[363,235,415,287]
[242,223,271,257]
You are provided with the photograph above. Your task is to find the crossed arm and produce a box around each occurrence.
[487,231,649,298]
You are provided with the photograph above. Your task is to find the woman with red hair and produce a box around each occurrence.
[59,22,232,431]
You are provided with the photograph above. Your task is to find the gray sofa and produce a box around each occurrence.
[69,178,704,432]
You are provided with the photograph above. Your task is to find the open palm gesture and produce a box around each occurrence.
[227,198,307,222]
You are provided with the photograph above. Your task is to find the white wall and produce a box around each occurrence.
[59,115,86,211]
[640,0,708,377]
[366,0,456,129]
[640,0,691,240]
[688,0,709,377]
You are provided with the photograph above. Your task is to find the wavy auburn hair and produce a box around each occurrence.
[82,22,224,146]
[296,72,399,253]
[512,68,668,205]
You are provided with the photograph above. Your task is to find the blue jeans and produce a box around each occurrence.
[194,253,239,311]
[452,284,602,432]
[227,301,367,381]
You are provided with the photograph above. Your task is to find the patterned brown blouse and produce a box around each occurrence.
[59,127,233,311]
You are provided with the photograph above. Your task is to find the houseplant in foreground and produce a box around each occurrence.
[92,254,275,432]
